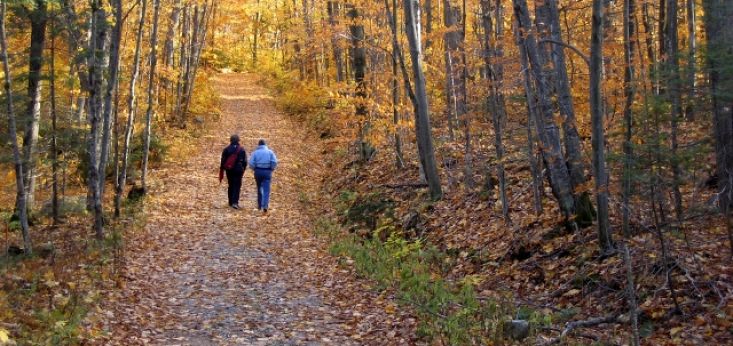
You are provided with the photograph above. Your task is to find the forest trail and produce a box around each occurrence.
[102,74,416,345]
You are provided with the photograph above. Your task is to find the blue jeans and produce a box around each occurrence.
[254,169,273,210]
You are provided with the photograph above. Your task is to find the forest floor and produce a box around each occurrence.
[99,74,417,345]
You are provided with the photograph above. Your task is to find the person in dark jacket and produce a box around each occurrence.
[220,134,247,209]
[248,139,278,213]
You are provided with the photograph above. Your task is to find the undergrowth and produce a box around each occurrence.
[316,193,550,345]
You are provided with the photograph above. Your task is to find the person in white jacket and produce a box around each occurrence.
[248,139,278,213]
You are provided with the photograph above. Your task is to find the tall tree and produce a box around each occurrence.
[685,0,696,120]
[387,0,405,168]
[622,0,638,237]
[116,0,148,217]
[404,0,442,200]
[481,0,509,220]
[702,0,733,256]
[1,0,32,253]
[19,0,48,211]
[327,1,345,83]
[87,1,109,239]
[590,0,612,252]
[346,3,373,161]
[513,0,575,219]
[140,0,162,193]
[94,0,124,237]
[665,0,684,223]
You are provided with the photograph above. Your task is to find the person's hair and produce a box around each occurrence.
[230,134,240,144]
[258,139,266,146]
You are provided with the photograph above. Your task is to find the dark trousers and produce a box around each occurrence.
[226,170,243,206]
[254,169,273,210]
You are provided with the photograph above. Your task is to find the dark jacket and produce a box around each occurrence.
[220,144,247,173]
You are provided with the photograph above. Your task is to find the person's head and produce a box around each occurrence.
[230,134,240,145]
[258,139,266,146]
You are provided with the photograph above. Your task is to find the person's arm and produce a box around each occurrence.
[239,149,247,173]
[248,151,255,169]
[220,147,228,170]
[219,148,227,183]
[270,151,278,170]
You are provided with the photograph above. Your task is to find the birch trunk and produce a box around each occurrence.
[1,0,32,253]
[141,0,162,193]
[20,0,48,212]
[116,0,146,216]
[404,0,442,200]
[94,0,124,237]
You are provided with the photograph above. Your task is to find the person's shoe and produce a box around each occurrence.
[263,208,268,214]
[232,204,240,209]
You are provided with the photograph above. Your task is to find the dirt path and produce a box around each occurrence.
[103,74,416,345]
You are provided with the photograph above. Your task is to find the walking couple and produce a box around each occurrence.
[219,135,278,213]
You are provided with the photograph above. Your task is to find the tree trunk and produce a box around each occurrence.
[516,20,544,216]
[590,0,613,252]
[116,0,147,217]
[253,0,261,65]
[94,0,124,238]
[388,0,405,168]
[685,0,696,120]
[141,0,162,193]
[513,0,575,219]
[181,2,211,120]
[536,0,586,194]
[163,0,181,68]
[424,0,433,49]
[642,0,658,93]
[481,0,509,220]
[1,0,32,253]
[665,0,684,224]
[327,1,345,83]
[174,4,190,124]
[622,0,637,237]
[87,2,109,239]
[346,3,373,161]
[50,33,60,225]
[404,0,442,200]
[702,0,733,257]
[19,0,48,213]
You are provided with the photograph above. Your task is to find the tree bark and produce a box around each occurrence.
[513,0,575,219]
[622,0,637,237]
[516,20,544,216]
[50,33,60,225]
[1,0,32,253]
[536,0,586,194]
[346,3,373,161]
[665,0,684,224]
[481,0,509,220]
[94,0,124,238]
[327,1,345,83]
[702,0,733,257]
[590,0,613,252]
[116,0,148,217]
[685,0,696,120]
[141,0,162,193]
[87,1,109,239]
[19,0,48,212]
[388,0,405,168]
[404,0,442,200]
